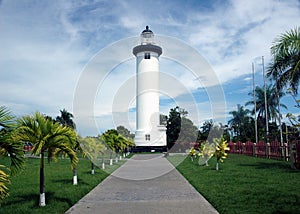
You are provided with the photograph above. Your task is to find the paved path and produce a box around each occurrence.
[65,154,219,214]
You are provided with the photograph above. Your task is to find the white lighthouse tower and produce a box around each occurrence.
[133,26,166,149]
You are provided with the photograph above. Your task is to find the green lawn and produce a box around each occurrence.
[168,154,300,214]
[1,157,125,214]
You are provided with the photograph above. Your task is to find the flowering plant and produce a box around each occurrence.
[213,137,230,170]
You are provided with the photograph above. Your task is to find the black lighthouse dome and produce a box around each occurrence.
[142,25,153,34]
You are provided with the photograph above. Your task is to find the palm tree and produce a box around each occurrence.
[102,130,117,166]
[228,105,251,140]
[79,136,106,174]
[15,112,78,206]
[0,106,24,204]
[267,27,300,94]
[56,109,76,129]
[56,108,79,184]
[246,85,287,122]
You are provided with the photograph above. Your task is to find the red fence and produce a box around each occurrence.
[227,141,296,161]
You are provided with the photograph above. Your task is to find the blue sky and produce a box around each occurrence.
[0,0,299,136]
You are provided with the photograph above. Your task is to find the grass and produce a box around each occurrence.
[168,154,300,214]
[1,157,126,214]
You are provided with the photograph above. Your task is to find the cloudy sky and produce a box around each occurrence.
[1,0,299,136]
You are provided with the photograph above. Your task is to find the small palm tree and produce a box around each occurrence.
[79,136,106,174]
[267,27,300,94]
[102,130,118,165]
[15,112,78,206]
[0,106,24,204]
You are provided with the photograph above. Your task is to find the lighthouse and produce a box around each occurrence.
[133,26,166,149]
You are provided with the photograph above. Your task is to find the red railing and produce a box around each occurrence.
[228,141,292,161]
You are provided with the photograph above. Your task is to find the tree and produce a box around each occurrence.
[166,107,182,149]
[246,85,287,122]
[102,129,119,165]
[199,120,213,141]
[198,121,226,143]
[0,106,24,204]
[56,108,79,184]
[177,117,198,143]
[56,109,76,129]
[15,112,78,206]
[79,136,106,174]
[228,105,253,142]
[267,27,300,94]
[116,126,134,139]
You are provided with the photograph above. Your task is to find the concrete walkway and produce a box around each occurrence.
[65,154,219,214]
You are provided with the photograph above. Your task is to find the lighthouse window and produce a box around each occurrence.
[144,53,150,59]
[145,134,150,141]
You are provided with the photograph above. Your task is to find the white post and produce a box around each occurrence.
[73,175,78,185]
[39,193,46,206]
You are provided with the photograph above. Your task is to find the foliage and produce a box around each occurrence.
[228,104,254,142]
[198,119,213,141]
[0,106,25,174]
[166,106,198,150]
[177,117,198,143]
[246,85,287,122]
[188,147,197,161]
[198,141,215,166]
[286,113,300,127]
[79,136,106,165]
[116,125,134,139]
[213,138,230,163]
[101,129,134,157]
[267,27,300,94]
[55,109,76,129]
[16,112,78,168]
[15,112,78,206]
[0,165,10,204]
[0,106,25,204]
[166,106,181,149]
[188,137,229,170]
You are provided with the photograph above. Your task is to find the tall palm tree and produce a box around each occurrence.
[56,109,76,129]
[0,106,24,204]
[56,108,79,184]
[228,105,251,139]
[15,112,78,206]
[246,85,287,122]
[267,27,300,94]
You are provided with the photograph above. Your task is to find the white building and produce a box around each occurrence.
[133,26,167,148]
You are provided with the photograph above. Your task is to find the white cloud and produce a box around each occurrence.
[0,0,299,136]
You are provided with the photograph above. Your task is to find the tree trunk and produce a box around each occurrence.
[39,151,46,206]
[102,155,105,169]
[73,168,78,185]
[216,161,219,171]
[110,151,113,165]
[91,162,95,175]
[115,149,119,163]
